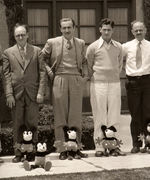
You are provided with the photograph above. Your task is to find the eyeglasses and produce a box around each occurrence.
[15,34,26,38]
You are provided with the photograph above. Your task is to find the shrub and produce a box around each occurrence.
[0,108,95,155]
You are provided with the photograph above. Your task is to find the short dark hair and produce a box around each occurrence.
[59,18,76,28]
[99,18,115,28]
[14,23,29,34]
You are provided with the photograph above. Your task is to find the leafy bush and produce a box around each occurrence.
[0,108,95,155]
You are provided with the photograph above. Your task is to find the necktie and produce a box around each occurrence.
[19,47,26,67]
[66,40,72,50]
[136,42,142,69]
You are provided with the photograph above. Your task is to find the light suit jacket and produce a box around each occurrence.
[40,36,88,77]
[2,43,46,101]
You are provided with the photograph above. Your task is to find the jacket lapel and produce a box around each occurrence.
[13,45,24,69]
[74,38,81,68]
[24,44,34,70]
[55,37,63,71]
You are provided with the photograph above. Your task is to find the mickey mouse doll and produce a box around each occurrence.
[139,120,150,153]
[14,125,36,162]
[24,141,52,171]
[101,125,126,156]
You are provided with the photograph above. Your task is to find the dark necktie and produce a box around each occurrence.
[19,47,26,67]
[136,42,142,69]
[66,40,72,50]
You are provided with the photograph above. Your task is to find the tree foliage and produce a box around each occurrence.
[144,0,150,40]
[3,0,24,46]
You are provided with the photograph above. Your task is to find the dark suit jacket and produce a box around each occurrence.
[40,36,88,77]
[2,43,46,101]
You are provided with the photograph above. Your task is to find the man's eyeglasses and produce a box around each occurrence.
[15,34,26,38]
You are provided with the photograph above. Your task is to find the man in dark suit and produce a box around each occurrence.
[40,18,88,160]
[2,23,46,162]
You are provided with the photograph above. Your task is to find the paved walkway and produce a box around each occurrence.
[1,115,150,179]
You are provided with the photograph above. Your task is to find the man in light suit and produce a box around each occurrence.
[40,18,88,160]
[2,23,46,163]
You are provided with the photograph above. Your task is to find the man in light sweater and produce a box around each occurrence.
[86,18,124,157]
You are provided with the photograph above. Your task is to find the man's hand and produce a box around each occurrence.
[82,76,89,83]
[6,95,15,108]
[36,94,44,104]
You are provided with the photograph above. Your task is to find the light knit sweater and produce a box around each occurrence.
[86,37,123,82]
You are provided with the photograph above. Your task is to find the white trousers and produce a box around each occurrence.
[90,81,121,151]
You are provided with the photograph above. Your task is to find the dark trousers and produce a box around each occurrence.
[11,91,38,156]
[126,75,150,147]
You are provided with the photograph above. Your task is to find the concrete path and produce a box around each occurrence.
[1,115,150,179]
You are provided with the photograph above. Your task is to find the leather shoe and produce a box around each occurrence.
[59,151,68,160]
[12,156,22,163]
[77,150,88,158]
[131,147,140,153]
[95,151,104,157]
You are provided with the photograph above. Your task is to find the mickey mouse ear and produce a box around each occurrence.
[109,126,117,132]
[101,125,107,131]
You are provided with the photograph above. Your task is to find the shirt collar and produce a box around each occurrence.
[63,37,74,44]
[98,37,117,48]
[18,43,27,52]
[134,38,145,45]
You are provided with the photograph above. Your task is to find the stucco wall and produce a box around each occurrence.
[0,0,9,51]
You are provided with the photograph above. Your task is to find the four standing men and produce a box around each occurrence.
[2,23,46,162]
[40,18,88,160]
[1,18,149,160]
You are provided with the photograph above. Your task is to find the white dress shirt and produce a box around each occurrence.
[122,39,150,76]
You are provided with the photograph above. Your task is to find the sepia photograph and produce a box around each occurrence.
[0,0,150,179]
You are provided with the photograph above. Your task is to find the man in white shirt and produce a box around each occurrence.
[123,21,150,153]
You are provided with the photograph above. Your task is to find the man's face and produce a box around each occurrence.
[99,24,113,42]
[60,20,75,40]
[131,22,146,41]
[14,26,28,47]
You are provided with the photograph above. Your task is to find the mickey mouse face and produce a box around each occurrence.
[23,131,33,141]
[105,129,115,138]
[67,130,77,140]
[147,124,150,133]
[37,143,47,152]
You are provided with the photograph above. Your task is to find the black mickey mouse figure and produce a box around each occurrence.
[139,120,150,153]
[63,126,81,160]
[16,125,36,162]
[24,141,52,171]
[101,125,125,156]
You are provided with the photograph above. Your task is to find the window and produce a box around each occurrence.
[62,9,96,45]
[27,9,49,47]
[108,8,128,43]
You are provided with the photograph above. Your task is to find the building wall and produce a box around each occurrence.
[0,0,9,51]
[136,0,144,21]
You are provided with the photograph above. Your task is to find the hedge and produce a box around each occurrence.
[0,108,95,156]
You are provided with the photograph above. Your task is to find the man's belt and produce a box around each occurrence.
[126,74,150,80]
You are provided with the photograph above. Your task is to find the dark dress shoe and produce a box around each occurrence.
[59,151,68,160]
[77,150,88,158]
[131,147,140,153]
[12,156,22,163]
[95,151,104,157]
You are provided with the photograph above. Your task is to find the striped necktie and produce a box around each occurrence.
[66,40,72,50]
[136,42,142,69]
[19,47,26,67]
